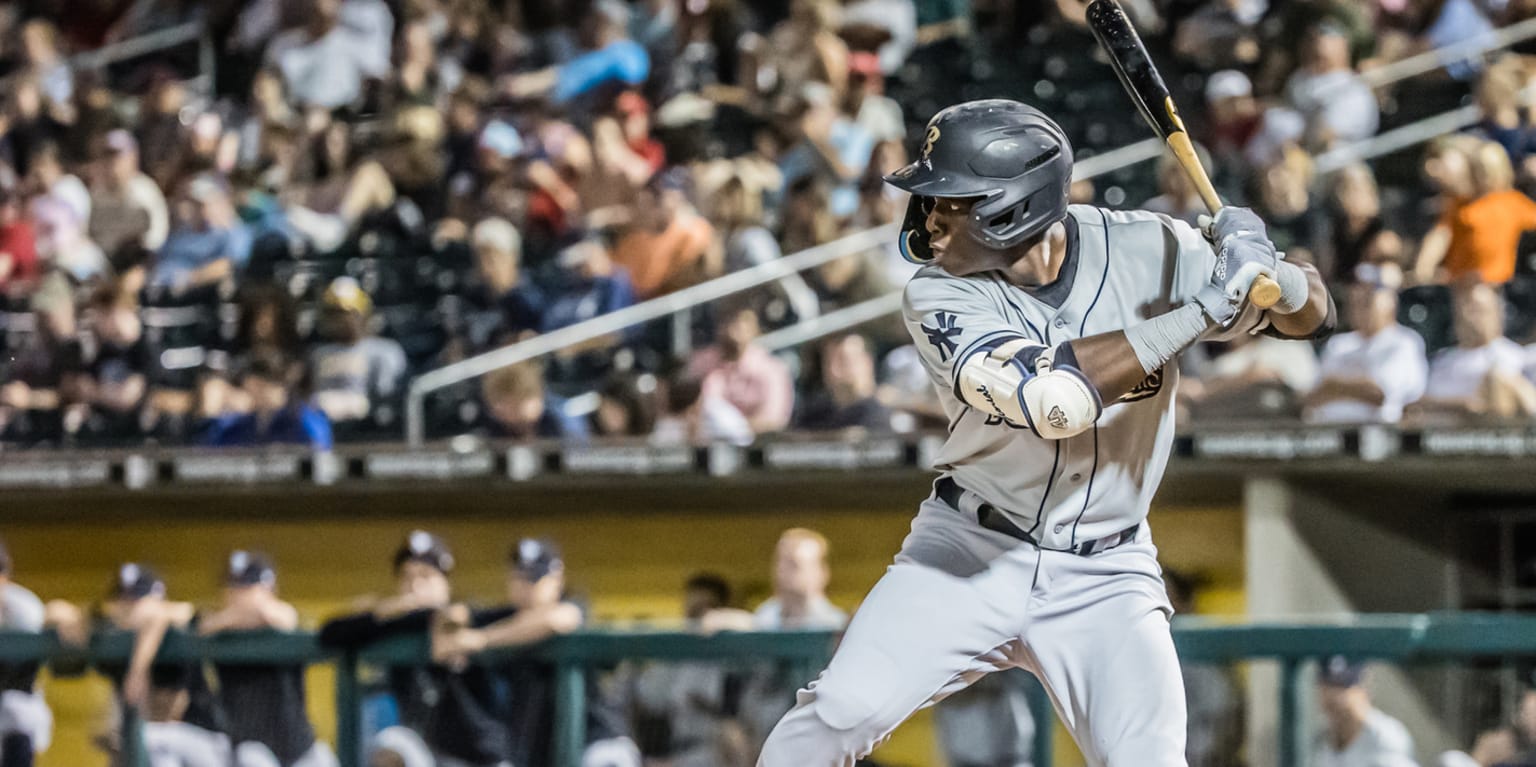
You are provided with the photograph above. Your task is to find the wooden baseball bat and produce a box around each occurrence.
[1084,0,1281,309]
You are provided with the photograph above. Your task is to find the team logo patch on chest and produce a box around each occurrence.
[1117,368,1165,403]
[922,311,962,361]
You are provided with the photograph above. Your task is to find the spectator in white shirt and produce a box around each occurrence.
[754,528,847,631]
[1284,22,1379,148]
[264,0,389,110]
[1311,657,1418,767]
[88,130,169,256]
[1409,282,1536,420]
[1305,263,1426,424]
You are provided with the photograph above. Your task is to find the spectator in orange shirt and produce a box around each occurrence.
[611,170,720,299]
[687,305,794,434]
[1415,138,1536,285]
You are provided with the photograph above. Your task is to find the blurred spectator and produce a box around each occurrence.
[1203,71,1261,170]
[1249,145,1320,258]
[704,170,819,325]
[18,20,72,111]
[841,0,917,76]
[1284,22,1380,147]
[88,129,170,256]
[0,285,84,443]
[1409,282,1536,420]
[933,670,1036,767]
[843,53,905,143]
[592,373,659,438]
[745,0,850,104]
[1,79,65,181]
[651,373,755,446]
[1438,727,1517,767]
[502,1,650,107]
[433,539,641,767]
[0,187,39,289]
[199,551,338,767]
[201,352,333,449]
[200,287,303,421]
[26,141,91,225]
[1311,657,1417,767]
[612,171,718,300]
[320,531,516,767]
[478,361,590,441]
[754,528,846,631]
[308,277,407,427]
[1172,0,1263,69]
[1323,164,1390,282]
[794,333,892,432]
[32,194,107,284]
[1165,568,1241,767]
[627,573,739,767]
[778,83,875,219]
[77,285,150,440]
[1470,57,1536,171]
[263,0,388,110]
[877,344,946,431]
[150,175,250,294]
[689,306,795,434]
[1416,139,1536,286]
[541,238,636,333]
[1413,136,1482,284]
[1143,145,1212,227]
[1183,328,1319,421]
[468,216,542,344]
[284,119,396,253]
[0,537,51,767]
[1305,263,1427,425]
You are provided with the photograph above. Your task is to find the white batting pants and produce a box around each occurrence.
[758,494,1188,767]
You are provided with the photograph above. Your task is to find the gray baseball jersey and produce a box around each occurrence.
[901,204,1218,549]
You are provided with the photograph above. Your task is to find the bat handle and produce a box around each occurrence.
[1166,133,1281,309]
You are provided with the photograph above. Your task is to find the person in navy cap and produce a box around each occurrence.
[319,531,514,767]
[433,538,641,767]
[200,551,337,767]
[1312,656,1417,767]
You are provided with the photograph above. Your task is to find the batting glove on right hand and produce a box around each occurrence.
[1198,207,1280,304]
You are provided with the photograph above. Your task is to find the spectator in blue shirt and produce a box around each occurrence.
[502,1,650,106]
[540,239,635,333]
[150,175,252,294]
[203,352,332,450]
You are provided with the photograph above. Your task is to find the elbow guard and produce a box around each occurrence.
[957,338,1103,439]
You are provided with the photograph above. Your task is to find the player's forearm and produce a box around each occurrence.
[1063,331,1161,404]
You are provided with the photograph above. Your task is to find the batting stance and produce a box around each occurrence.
[758,100,1335,766]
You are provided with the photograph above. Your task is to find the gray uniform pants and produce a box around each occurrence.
[758,492,1188,767]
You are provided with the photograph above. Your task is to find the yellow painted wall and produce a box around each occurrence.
[3,491,1242,767]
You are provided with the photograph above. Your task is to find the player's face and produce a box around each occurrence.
[924,198,999,277]
[396,561,451,607]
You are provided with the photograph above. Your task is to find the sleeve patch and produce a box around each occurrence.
[920,311,964,361]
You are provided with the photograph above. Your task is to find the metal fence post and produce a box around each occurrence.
[1278,657,1307,767]
[554,662,588,767]
[1024,672,1054,767]
[336,651,362,767]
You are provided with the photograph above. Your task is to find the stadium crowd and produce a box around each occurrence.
[0,0,1534,449]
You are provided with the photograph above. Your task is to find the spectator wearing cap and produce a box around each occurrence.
[321,531,515,767]
[501,1,650,107]
[0,537,52,767]
[840,0,917,76]
[0,187,39,290]
[263,0,388,110]
[1416,139,1536,286]
[150,175,251,294]
[93,562,231,764]
[88,129,170,256]
[433,539,641,767]
[1305,263,1427,425]
[688,305,795,434]
[1411,282,1536,420]
[200,551,338,767]
[1284,22,1380,148]
[541,238,636,334]
[307,277,407,429]
[201,351,333,449]
[794,333,893,432]
[477,360,591,441]
[1311,657,1416,767]
[612,170,719,300]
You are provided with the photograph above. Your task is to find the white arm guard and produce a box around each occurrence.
[957,338,1103,439]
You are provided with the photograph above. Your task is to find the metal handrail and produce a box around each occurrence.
[68,21,205,71]
[403,17,1536,446]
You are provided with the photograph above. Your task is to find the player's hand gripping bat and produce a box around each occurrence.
[1085,0,1282,309]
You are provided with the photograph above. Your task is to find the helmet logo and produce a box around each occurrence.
[921,125,941,166]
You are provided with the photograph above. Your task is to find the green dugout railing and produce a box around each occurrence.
[5,613,1536,767]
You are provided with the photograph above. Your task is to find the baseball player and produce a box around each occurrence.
[757,99,1336,767]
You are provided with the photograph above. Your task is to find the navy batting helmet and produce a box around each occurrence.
[885,100,1074,263]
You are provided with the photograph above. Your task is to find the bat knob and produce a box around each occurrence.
[1249,275,1282,309]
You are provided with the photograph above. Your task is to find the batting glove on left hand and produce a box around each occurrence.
[1199,207,1279,303]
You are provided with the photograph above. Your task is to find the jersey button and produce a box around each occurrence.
[1054,524,1065,533]
[1054,318,1068,328]
[1071,473,1083,481]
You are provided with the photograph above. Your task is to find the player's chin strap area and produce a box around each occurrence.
[955,336,1103,440]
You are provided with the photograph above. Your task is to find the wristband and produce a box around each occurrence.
[1124,303,1210,376]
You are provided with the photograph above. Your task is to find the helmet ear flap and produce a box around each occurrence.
[899,195,936,264]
